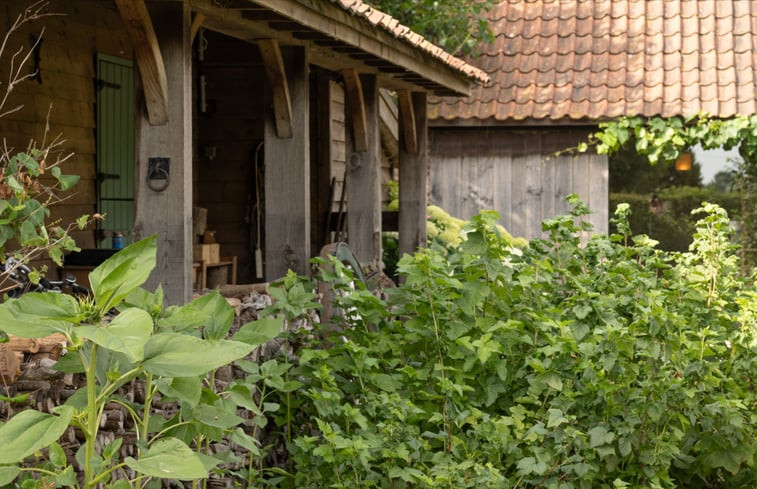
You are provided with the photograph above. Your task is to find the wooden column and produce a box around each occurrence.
[344,74,381,265]
[133,0,192,305]
[399,91,428,257]
[264,46,310,279]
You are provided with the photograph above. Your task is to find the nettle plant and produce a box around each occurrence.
[0,236,283,489]
[266,197,757,489]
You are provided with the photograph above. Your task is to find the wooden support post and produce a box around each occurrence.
[258,39,293,139]
[345,74,381,265]
[114,0,169,125]
[342,69,368,152]
[397,90,417,154]
[264,46,310,279]
[399,91,428,258]
[133,0,193,305]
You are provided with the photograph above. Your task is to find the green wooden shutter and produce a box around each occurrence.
[96,54,135,248]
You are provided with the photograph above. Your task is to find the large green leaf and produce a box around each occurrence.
[157,291,234,339]
[89,236,157,312]
[0,406,74,464]
[124,437,208,480]
[232,317,283,347]
[189,404,245,429]
[156,376,202,406]
[142,333,253,377]
[0,466,20,485]
[0,292,78,338]
[77,308,152,362]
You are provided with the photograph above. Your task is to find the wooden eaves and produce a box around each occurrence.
[186,0,489,96]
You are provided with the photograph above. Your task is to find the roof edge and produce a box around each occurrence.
[330,0,490,86]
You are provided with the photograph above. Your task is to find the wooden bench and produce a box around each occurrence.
[193,256,237,290]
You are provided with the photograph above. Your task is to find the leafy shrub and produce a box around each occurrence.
[610,186,741,252]
[267,196,757,488]
[383,205,526,282]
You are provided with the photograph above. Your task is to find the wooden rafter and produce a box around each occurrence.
[258,39,293,139]
[114,0,169,125]
[397,90,417,154]
[342,69,368,152]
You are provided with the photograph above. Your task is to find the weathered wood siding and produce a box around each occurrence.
[430,127,608,239]
[0,0,133,255]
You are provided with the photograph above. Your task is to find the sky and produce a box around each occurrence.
[692,144,740,183]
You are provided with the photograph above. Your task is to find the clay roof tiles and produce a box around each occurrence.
[429,0,757,123]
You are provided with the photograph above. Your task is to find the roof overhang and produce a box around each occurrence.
[187,0,485,96]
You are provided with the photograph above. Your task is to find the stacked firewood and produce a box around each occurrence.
[0,334,68,416]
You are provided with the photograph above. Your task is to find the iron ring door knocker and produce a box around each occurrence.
[147,160,170,192]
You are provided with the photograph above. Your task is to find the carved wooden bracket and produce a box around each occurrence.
[114,0,169,125]
[342,69,368,152]
[397,90,417,154]
[191,13,206,43]
[258,39,293,139]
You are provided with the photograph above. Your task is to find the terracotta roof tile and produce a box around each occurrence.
[429,0,757,122]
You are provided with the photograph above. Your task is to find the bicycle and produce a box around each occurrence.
[0,255,90,299]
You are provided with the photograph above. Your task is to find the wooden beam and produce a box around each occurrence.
[188,0,472,94]
[191,12,205,42]
[398,91,428,259]
[133,1,193,304]
[397,90,417,154]
[264,47,310,279]
[258,39,293,139]
[236,0,475,95]
[342,69,368,152]
[114,0,169,125]
[345,74,382,264]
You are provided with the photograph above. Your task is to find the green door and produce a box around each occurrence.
[96,54,135,248]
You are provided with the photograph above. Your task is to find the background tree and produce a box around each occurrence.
[366,0,497,56]
[708,169,738,193]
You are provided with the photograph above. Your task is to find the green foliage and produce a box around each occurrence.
[366,0,497,56]
[384,205,526,282]
[609,187,741,251]
[583,114,757,163]
[262,198,757,488]
[0,238,284,488]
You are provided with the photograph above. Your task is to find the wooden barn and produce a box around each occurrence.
[428,0,757,239]
[0,0,488,304]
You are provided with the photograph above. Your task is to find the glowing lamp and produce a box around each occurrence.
[675,152,692,171]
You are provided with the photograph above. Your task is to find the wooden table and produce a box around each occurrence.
[193,256,237,290]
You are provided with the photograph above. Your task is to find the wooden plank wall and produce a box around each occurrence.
[195,31,265,283]
[0,0,133,267]
[430,127,609,239]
